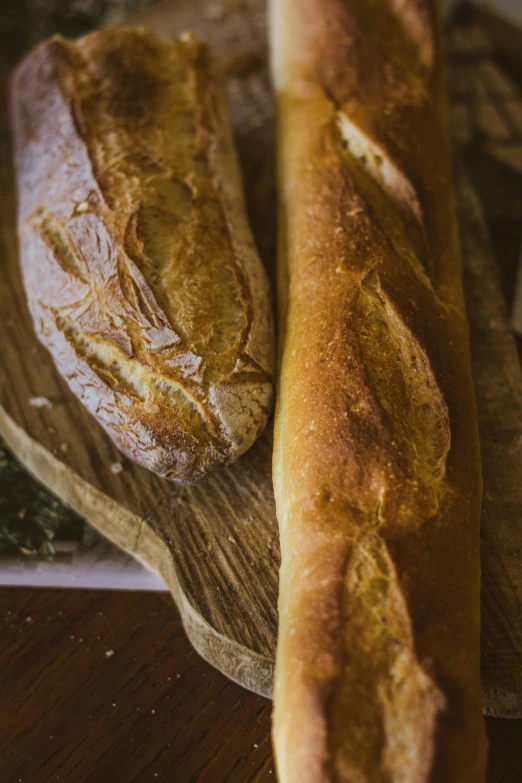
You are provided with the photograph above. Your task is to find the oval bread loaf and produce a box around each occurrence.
[11,28,274,482]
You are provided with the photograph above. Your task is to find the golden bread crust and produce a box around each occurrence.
[11,29,274,481]
[270,0,486,780]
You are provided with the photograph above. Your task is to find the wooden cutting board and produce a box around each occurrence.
[0,0,521,716]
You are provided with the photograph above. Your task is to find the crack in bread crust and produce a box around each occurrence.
[56,314,214,432]
[33,208,89,283]
[329,529,444,783]
[353,269,450,531]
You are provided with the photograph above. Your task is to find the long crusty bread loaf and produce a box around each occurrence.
[269,0,486,780]
[11,29,274,482]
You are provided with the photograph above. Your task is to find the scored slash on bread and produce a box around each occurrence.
[11,28,274,482]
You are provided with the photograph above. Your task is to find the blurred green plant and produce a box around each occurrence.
[0,442,83,558]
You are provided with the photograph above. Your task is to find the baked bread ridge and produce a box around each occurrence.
[11,28,274,482]
[270,0,486,781]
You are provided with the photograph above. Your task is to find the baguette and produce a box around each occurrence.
[11,29,274,482]
[269,0,486,780]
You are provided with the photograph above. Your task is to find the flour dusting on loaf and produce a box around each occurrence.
[11,28,274,481]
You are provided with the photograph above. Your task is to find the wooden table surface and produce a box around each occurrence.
[0,588,275,783]
[1,2,522,782]
[0,587,520,783]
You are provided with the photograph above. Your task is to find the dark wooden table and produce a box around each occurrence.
[0,588,521,783]
[0,589,275,783]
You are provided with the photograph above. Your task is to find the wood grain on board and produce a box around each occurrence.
[0,0,521,717]
[456,172,522,717]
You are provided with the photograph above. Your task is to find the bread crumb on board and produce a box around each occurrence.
[110,462,123,474]
[29,396,52,408]
[105,649,114,658]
